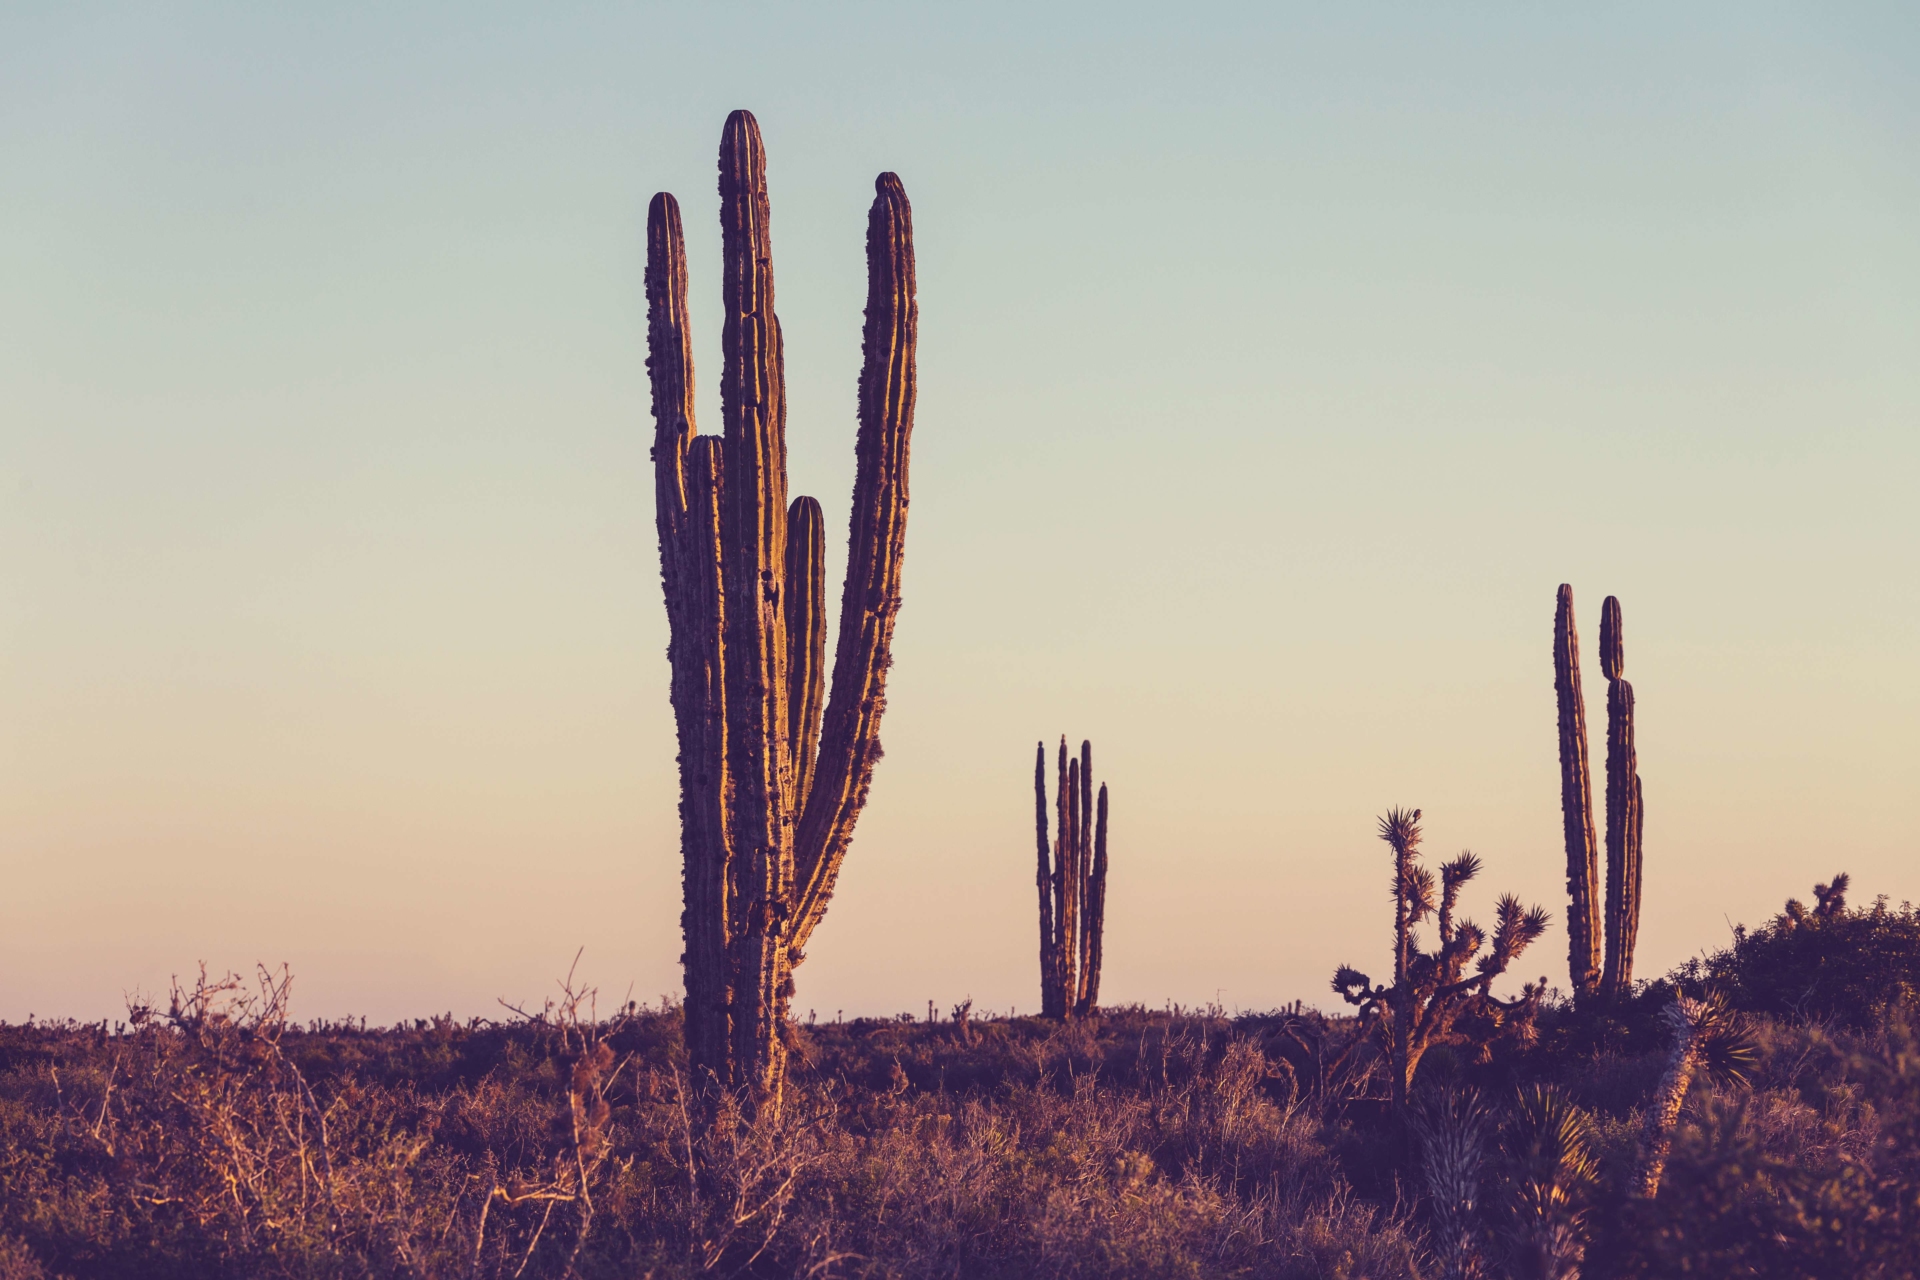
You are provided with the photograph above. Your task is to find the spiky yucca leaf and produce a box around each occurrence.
[1685,990,1757,1088]
[1483,897,1551,974]
[1406,865,1438,926]
[1441,852,1482,891]
[1814,872,1851,919]
[1499,1085,1596,1280]
[1378,807,1423,855]
[1410,1088,1491,1280]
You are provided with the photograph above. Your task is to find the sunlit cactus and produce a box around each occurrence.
[1598,595,1643,1002]
[1553,585,1601,1003]
[1335,809,1550,1113]
[648,110,917,1107]
[1554,586,1648,1005]
[1035,738,1110,1018]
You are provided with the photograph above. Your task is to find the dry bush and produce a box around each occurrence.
[0,991,1421,1279]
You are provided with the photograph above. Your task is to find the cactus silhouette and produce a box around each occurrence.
[1553,585,1601,1003]
[1598,595,1643,1002]
[1034,738,1110,1018]
[1555,586,1646,1005]
[648,111,917,1107]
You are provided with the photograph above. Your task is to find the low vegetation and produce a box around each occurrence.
[3,877,1917,1279]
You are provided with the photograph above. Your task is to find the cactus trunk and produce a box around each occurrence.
[649,111,916,1109]
[1599,596,1643,1002]
[1034,739,1111,1018]
[1554,585,1601,1003]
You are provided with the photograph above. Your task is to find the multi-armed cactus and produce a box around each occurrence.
[648,111,916,1106]
[1334,809,1550,1113]
[1034,738,1110,1019]
[1552,586,1645,1005]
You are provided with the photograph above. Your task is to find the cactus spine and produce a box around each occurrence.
[1553,586,1645,1006]
[1599,596,1643,1002]
[1553,584,1602,1003]
[648,111,917,1106]
[1034,738,1109,1018]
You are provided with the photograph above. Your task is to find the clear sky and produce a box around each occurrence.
[3,4,1916,1024]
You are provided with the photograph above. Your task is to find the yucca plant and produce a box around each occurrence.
[1497,1085,1598,1280]
[1334,809,1551,1113]
[1630,991,1756,1200]
[1409,1088,1492,1280]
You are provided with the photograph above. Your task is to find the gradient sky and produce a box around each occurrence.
[3,4,1917,1025]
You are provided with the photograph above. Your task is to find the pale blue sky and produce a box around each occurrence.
[3,4,1916,1022]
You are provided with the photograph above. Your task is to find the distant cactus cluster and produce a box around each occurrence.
[1034,738,1110,1019]
[1554,585,1646,1005]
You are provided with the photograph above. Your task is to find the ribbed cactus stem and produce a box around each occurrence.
[1553,584,1601,1002]
[1080,782,1109,1015]
[649,112,916,1109]
[1034,743,1057,1018]
[1600,595,1643,1002]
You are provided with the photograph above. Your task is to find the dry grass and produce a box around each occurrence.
[0,977,1419,1279]
[5,960,1918,1278]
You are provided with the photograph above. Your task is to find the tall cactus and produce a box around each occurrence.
[648,111,917,1106]
[1552,586,1646,1006]
[1599,596,1643,1001]
[1034,738,1110,1018]
[1553,585,1601,1003]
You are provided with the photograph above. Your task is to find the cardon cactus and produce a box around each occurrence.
[1553,585,1601,1003]
[1598,596,1643,1002]
[648,111,917,1106]
[1034,738,1110,1018]
[1553,586,1646,1006]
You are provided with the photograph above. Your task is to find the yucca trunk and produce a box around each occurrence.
[1599,596,1643,1002]
[1034,738,1110,1018]
[1553,585,1601,1003]
[1631,998,1703,1199]
[649,111,917,1109]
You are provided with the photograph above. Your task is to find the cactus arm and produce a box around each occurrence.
[1599,595,1641,999]
[787,173,917,956]
[1034,743,1056,1017]
[1075,741,1095,1010]
[784,497,826,814]
[1081,781,1109,1014]
[648,194,736,1088]
[1554,585,1602,1000]
[715,110,796,1095]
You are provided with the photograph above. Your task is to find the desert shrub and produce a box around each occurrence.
[0,994,1421,1279]
[1588,1017,1920,1277]
[1675,880,1920,1028]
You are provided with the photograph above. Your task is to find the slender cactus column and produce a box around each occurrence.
[1080,782,1110,1015]
[1554,585,1601,1003]
[1600,596,1643,1002]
